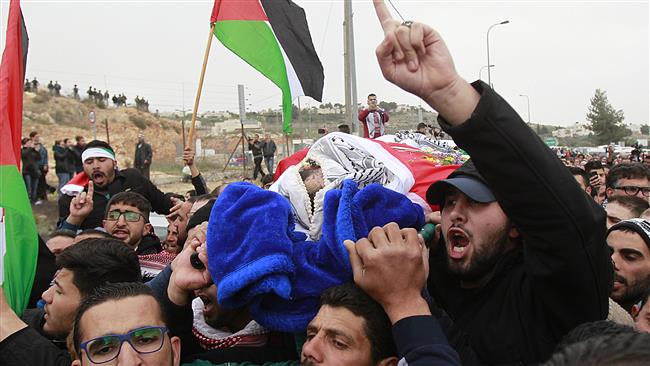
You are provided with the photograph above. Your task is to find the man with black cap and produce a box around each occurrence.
[607,218,650,313]
[346,2,613,365]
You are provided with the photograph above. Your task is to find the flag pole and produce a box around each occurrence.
[187,23,215,149]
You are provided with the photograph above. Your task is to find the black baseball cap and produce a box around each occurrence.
[426,160,496,205]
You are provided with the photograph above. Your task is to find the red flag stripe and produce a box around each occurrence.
[210,0,268,23]
[0,0,28,167]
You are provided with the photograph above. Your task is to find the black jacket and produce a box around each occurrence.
[53,145,75,174]
[248,139,264,158]
[0,309,71,366]
[262,140,277,157]
[21,147,41,177]
[134,142,153,168]
[71,144,84,173]
[57,168,174,230]
[427,82,612,365]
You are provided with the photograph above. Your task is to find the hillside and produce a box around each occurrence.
[23,91,184,166]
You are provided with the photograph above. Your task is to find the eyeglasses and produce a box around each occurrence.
[614,185,650,197]
[79,326,168,364]
[106,210,144,222]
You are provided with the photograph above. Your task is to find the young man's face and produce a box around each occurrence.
[607,177,650,202]
[440,187,515,283]
[301,305,379,366]
[588,168,606,186]
[41,269,82,338]
[608,230,650,307]
[169,201,192,246]
[83,157,116,188]
[605,202,636,229]
[367,95,377,109]
[72,295,180,366]
[103,203,151,250]
[46,235,75,256]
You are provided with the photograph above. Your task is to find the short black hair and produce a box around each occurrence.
[29,131,39,138]
[56,238,142,297]
[72,282,162,356]
[75,135,84,142]
[106,191,152,221]
[567,166,589,188]
[367,93,376,98]
[607,195,650,217]
[260,174,274,187]
[320,283,397,363]
[555,320,637,351]
[63,138,70,144]
[76,229,115,239]
[82,140,114,155]
[337,124,350,134]
[544,333,650,366]
[49,229,76,240]
[417,122,427,130]
[584,160,604,173]
[606,163,650,188]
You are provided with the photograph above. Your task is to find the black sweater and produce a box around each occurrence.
[427,81,612,365]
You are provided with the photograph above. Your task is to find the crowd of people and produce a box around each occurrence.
[3,3,650,366]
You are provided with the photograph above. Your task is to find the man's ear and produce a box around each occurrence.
[143,223,153,236]
[508,225,521,240]
[606,187,613,198]
[71,360,81,366]
[586,185,592,195]
[170,335,182,366]
[102,219,107,229]
[377,357,399,366]
[631,304,640,319]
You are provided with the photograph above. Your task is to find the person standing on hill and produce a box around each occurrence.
[134,134,153,180]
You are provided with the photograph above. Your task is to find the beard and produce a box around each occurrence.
[612,272,650,308]
[446,224,511,282]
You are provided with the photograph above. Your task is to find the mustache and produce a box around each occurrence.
[614,274,627,285]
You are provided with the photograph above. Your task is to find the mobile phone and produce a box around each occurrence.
[589,171,598,178]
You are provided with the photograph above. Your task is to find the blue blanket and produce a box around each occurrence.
[206,180,424,332]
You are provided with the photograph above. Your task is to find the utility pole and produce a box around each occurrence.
[238,84,247,176]
[344,0,358,135]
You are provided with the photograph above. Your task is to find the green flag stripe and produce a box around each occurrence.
[214,20,294,134]
[0,164,38,316]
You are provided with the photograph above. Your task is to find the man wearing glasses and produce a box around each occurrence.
[605,162,650,202]
[62,189,162,255]
[102,192,161,255]
[70,282,181,366]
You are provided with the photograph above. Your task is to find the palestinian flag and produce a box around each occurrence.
[0,0,38,316]
[211,0,324,134]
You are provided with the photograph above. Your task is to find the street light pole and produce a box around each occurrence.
[486,20,509,88]
[519,94,535,133]
[478,64,495,81]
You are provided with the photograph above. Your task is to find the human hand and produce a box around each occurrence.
[169,223,210,306]
[372,0,478,124]
[344,222,431,324]
[182,147,195,166]
[589,173,601,188]
[67,181,94,225]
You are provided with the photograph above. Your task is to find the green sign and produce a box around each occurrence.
[544,137,558,147]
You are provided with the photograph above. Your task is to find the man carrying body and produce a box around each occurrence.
[607,219,650,313]
[58,140,176,230]
[135,133,153,179]
[0,238,142,365]
[358,93,389,139]
[365,2,612,364]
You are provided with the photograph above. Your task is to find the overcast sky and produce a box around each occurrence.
[1,0,648,126]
